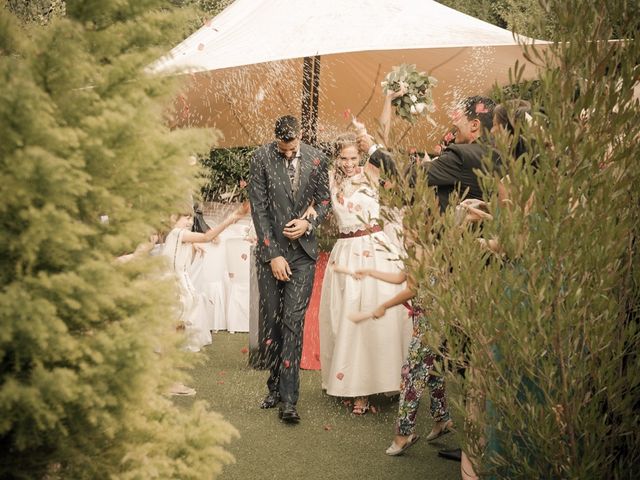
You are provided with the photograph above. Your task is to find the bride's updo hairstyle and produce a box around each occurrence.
[332,132,359,159]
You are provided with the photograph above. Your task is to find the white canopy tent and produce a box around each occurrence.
[151,0,546,149]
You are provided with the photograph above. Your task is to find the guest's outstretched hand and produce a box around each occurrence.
[351,116,367,135]
[353,269,370,280]
[348,311,373,323]
[193,243,206,256]
[348,303,386,323]
[356,133,375,154]
[457,199,492,224]
[234,201,251,219]
[371,304,386,319]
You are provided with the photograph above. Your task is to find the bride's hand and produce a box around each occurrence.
[388,82,408,100]
[301,205,318,221]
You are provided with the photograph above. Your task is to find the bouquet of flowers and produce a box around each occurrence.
[381,64,437,124]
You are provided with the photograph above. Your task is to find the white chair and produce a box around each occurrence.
[224,236,251,332]
[190,241,229,331]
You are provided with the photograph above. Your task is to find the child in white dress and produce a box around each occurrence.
[162,203,248,352]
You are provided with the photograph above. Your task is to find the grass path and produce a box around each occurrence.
[174,332,461,480]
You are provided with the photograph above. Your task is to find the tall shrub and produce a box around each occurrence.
[394,0,640,477]
[0,2,237,478]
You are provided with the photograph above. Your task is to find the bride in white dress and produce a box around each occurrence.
[319,133,411,414]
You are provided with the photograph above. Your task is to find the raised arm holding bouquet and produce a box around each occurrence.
[381,64,437,126]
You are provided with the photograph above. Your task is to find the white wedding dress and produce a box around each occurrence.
[162,228,212,352]
[319,174,411,397]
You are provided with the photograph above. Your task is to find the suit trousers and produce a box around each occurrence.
[257,242,316,405]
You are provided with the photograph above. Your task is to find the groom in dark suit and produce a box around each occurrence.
[248,115,330,424]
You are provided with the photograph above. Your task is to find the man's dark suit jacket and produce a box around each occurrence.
[426,142,494,213]
[249,141,331,263]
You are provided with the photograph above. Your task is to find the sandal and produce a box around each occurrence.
[426,419,454,441]
[385,433,420,456]
[352,398,370,415]
[168,382,196,396]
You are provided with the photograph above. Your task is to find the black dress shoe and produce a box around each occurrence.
[278,403,301,424]
[260,391,280,409]
[437,448,462,462]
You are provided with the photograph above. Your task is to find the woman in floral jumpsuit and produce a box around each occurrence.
[351,268,452,455]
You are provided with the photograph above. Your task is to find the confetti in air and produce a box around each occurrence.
[475,102,489,114]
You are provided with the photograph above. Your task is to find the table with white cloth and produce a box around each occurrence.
[190,217,253,333]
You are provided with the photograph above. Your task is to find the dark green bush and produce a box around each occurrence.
[200,147,252,202]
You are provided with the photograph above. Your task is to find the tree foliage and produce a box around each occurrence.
[200,148,252,202]
[5,0,65,25]
[0,1,238,478]
[388,0,640,477]
[437,0,556,40]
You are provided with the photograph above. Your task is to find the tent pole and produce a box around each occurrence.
[310,55,321,145]
[301,55,321,145]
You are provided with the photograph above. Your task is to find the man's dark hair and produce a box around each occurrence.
[461,96,496,133]
[274,115,300,142]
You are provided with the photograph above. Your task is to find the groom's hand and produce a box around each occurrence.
[283,219,309,240]
[270,256,291,281]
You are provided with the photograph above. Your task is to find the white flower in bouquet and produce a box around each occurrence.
[410,103,427,114]
[382,64,437,124]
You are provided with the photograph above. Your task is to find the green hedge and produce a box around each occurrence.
[200,147,252,202]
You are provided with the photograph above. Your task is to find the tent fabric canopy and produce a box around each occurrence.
[150,0,535,74]
[151,0,545,149]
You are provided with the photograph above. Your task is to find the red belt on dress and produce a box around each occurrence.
[338,225,382,239]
